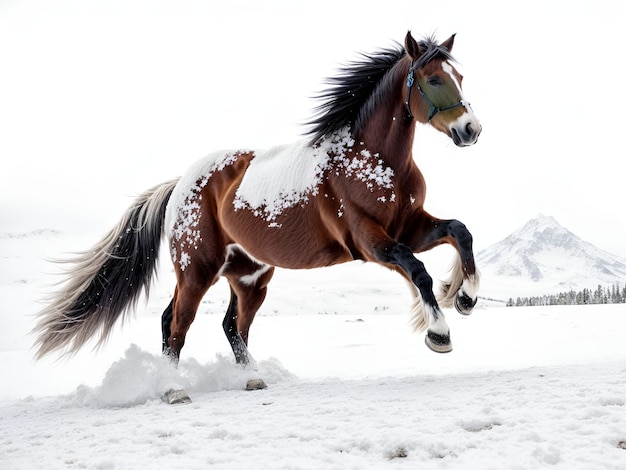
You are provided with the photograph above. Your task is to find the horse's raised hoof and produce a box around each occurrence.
[246,378,268,391]
[162,389,192,405]
[425,330,453,354]
[454,291,477,316]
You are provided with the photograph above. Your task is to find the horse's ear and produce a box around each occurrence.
[439,34,456,53]
[405,30,423,61]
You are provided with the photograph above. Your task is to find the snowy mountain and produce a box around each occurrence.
[477,214,626,297]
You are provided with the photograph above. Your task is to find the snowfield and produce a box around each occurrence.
[1,231,626,469]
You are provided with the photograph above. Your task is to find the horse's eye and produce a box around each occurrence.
[427,77,442,87]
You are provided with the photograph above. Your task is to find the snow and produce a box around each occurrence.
[233,140,329,224]
[522,214,563,239]
[2,230,626,469]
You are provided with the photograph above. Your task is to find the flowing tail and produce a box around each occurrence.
[32,179,179,359]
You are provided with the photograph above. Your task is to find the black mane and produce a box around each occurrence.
[305,36,454,144]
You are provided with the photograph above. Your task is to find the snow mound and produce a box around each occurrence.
[74,344,295,408]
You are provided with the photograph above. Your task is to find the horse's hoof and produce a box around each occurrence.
[246,378,268,391]
[162,389,192,405]
[454,291,477,316]
[425,331,453,354]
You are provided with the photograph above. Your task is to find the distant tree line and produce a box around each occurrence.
[507,283,626,307]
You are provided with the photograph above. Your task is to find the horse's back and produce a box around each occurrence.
[165,141,355,270]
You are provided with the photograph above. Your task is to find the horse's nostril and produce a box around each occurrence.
[465,122,474,137]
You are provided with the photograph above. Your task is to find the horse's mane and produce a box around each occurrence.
[305,36,454,144]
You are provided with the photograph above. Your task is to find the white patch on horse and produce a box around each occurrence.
[426,305,450,335]
[233,128,395,226]
[165,151,242,270]
[233,135,347,225]
[240,264,271,286]
[218,244,269,281]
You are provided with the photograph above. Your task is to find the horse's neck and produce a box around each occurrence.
[357,88,417,174]
[352,57,415,168]
[353,69,427,210]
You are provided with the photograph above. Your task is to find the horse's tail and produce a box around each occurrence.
[32,179,179,359]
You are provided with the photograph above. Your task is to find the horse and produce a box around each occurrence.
[33,31,481,402]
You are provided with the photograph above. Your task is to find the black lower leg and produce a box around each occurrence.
[377,241,451,347]
[161,299,180,364]
[222,288,250,365]
[161,299,173,353]
[378,242,439,308]
[420,219,476,274]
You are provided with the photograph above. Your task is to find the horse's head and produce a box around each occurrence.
[404,32,481,147]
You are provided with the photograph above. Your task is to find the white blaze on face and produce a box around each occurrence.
[441,61,481,146]
[441,61,464,98]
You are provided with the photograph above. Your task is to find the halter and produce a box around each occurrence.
[405,60,468,121]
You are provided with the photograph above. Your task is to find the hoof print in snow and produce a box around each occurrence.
[461,419,501,433]
[386,446,408,460]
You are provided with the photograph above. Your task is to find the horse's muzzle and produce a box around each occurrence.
[451,120,482,147]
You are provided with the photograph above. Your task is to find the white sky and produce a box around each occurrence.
[1,0,625,257]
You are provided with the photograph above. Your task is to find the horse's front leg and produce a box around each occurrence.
[222,247,275,391]
[375,241,453,353]
[408,217,480,315]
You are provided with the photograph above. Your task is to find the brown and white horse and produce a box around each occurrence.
[34,32,481,399]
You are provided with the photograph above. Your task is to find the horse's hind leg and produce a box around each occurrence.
[160,262,221,404]
[408,215,480,315]
[221,245,274,389]
[223,270,274,364]
[222,287,248,364]
[163,262,221,364]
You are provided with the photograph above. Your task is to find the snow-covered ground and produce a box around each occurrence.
[2,230,626,469]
